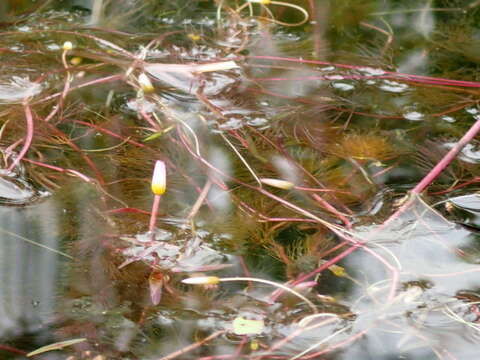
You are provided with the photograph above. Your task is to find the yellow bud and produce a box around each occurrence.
[63,41,73,51]
[188,33,201,41]
[151,160,166,195]
[260,178,294,190]
[182,276,220,285]
[329,264,347,277]
[138,73,155,93]
[70,57,83,66]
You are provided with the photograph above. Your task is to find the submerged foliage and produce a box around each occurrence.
[1,0,480,359]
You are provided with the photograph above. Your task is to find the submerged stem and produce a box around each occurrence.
[149,195,162,237]
[219,276,317,313]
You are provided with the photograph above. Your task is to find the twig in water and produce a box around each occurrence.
[187,179,213,220]
[158,330,226,360]
[183,276,318,314]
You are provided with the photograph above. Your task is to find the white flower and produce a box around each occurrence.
[62,41,73,51]
[138,73,155,93]
[151,160,166,195]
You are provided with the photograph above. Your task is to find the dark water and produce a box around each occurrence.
[1,0,480,359]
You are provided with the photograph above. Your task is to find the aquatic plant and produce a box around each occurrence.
[1,1,480,359]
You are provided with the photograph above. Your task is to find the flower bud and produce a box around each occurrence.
[70,57,83,66]
[138,73,155,93]
[188,33,201,41]
[63,41,73,51]
[151,160,166,195]
[248,0,271,4]
[260,178,294,190]
[182,276,220,285]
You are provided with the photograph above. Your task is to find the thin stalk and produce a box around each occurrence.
[23,158,92,183]
[289,325,351,360]
[7,103,34,172]
[412,116,480,194]
[34,75,123,105]
[0,344,27,356]
[385,115,480,226]
[256,316,340,360]
[247,55,480,88]
[158,330,226,360]
[149,195,161,235]
[220,132,262,187]
[187,179,212,220]
[219,277,317,313]
[310,193,351,228]
[0,227,73,260]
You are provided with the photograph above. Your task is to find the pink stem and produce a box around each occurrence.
[248,55,480,88]
[429,176,480,195]
[7,103,34,172]
[0,344,27,356]
[149,195,161,235]
[22,158,92,182]
[158,330,225,360]
[311,193,351,228]
[303,328,369,359]
[105,207,152,215]
[35,75,123,105]
[384,115,480,226]
[412,116,480,194]
[139,104,161,131]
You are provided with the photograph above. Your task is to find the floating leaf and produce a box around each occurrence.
[232,316,264,335]
[27,338,87,357]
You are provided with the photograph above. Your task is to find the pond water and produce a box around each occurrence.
[1,0,480,359]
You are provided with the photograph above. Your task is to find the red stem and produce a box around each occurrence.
[158,330,225,360]
[7,103,34,172]
[0,344,27,355]
[382,115,480,226]
[412,116,480,194]
[247,55,480,88]
[310,193,351,228]
[149,195,161,234]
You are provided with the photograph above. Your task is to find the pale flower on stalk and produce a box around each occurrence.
[260,178,294,190]
[182,276,220,285]
[151,160,166,195]
[138,73,155,93]
[62,41,73,51]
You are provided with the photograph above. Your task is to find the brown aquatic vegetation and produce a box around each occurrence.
[1,1,480,359]
[333,133,398,161]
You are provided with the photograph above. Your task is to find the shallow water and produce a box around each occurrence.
[1,0,480,359]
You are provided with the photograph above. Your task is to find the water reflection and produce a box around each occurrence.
[0,198,61,357]
[343,196,480,359]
